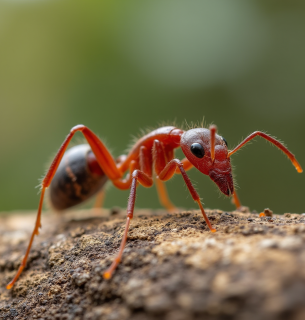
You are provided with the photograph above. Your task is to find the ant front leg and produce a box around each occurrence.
[231,189,242,209]
[175,158,193,174]
[153,140,216,232]
[103,146,153,279]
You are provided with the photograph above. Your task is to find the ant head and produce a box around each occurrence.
[181,128,234,196]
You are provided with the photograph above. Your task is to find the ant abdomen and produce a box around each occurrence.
[49,144,108,210]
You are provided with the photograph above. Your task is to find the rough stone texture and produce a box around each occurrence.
[1,208,305,320]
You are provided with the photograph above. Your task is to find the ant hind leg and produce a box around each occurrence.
[7,124,123,289]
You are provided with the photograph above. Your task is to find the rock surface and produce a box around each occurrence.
[1,208,305,320]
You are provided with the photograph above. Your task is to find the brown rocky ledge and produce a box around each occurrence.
[1,208,305,320]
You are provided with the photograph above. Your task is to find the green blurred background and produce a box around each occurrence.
[0,0,304,214]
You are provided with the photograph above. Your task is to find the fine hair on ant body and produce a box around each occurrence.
[6,123,303,289]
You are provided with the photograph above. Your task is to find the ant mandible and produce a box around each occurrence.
[6,124,302,289]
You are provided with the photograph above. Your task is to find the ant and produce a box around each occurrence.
[6,124,302,289]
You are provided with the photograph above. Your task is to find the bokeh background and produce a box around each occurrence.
[0,0,304,214]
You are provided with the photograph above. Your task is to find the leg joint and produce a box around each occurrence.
[71,124,86,133]
[132,170,140,179]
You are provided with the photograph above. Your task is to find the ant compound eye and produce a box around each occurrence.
[190,143,205,158]
[222,137,228,147]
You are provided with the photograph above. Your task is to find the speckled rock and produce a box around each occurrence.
[1,208,305,320]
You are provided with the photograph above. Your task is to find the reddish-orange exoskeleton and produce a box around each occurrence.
[6,124,302,289]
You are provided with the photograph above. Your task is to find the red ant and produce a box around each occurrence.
[6,124,302,289]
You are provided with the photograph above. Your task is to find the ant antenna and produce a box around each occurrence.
[228,131,303,173]
[209,125,217,162]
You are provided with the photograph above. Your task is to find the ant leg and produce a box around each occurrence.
[153,140,167,176]
[139,146,153,177]
[92,189,106,215]
[6,188,46,289]
[103,147,153,279]
[94,190,105,209]
[155,177,177,212]
[103,169,153,279]
[175,158,193,174]
[7,125,125,289]
[109,154,140,190]
[232,191,242,209]
[44,125,122,184]
[162,146,194,174]
[228,131,302,173]
[156,157,216,232]
[112,160,140,189]
[153,140,177,211]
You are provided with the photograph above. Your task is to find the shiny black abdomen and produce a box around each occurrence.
[49,144,108,210]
